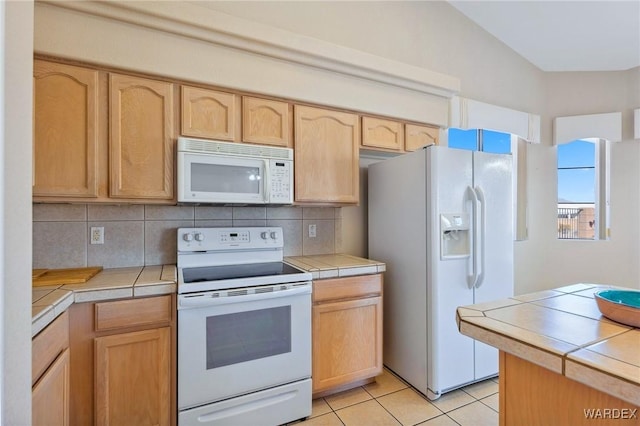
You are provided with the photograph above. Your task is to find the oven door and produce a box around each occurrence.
[178,152,268,204]
[178,284,311,410]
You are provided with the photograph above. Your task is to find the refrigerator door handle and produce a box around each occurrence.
[465,186,479,289]
[474,186,486,288]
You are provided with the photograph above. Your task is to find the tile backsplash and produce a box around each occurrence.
[33,204,342,269]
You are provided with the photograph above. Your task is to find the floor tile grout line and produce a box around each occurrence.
[477,396,499,414]
[313,374,499,425]
[370,395,406,425]
[364,385,410,400]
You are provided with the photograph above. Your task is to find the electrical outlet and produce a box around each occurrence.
[91,226,104,245]
[308,224,317,238]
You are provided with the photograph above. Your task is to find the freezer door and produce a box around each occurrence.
[427,147,476,395]
[472,151,514,379]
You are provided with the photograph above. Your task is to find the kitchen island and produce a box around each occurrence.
[457,283,639,425]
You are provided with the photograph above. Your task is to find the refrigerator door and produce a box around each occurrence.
[427,147,475,396]
[369,149,429,394]
[472,151,514,379]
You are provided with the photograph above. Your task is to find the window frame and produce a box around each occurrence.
[556,138,610,241]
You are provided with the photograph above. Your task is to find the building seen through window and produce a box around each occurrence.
[556,138,608,240]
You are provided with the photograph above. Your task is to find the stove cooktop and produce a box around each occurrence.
[177,261,312,294]
[182,262,305,283]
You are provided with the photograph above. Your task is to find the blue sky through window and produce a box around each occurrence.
[448,128,511,154]
[557,140,595,203]
[448,128,478,151]
[482,130,511,154]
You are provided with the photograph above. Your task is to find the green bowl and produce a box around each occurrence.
[594,290,640,328]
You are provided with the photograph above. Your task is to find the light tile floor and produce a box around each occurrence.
[291,368,499,426]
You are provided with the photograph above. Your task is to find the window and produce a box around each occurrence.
[557,138,609,240]
[448,128,528,240]
[448,128,512,154]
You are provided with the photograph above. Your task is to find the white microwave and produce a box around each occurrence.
[177,137,293,205]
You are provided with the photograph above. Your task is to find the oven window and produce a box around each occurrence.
[206,306,291,369]
[192,163,261,194]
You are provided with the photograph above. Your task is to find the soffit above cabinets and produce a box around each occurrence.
[36,1,460,126]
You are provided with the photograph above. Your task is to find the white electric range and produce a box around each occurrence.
[176,227,312,426]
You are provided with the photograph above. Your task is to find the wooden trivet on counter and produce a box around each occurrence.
[32,266,103,286]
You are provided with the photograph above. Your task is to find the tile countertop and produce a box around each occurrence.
[456,283,640,407]
[32,265,176,337]
[284,254,385,279]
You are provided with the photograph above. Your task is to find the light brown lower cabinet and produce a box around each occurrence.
[499,351,639,425]
[95,328,171,426]
[33,348,71,426]
[312,274,383,396]
[69,295,176,426]
[32,311,71,426]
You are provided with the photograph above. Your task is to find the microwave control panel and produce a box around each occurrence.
[269,159,293,203]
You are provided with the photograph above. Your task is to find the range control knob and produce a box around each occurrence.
[183,233,194,242]
[194,232,205,242]
[260,231,268,240]
[270,231,277,240]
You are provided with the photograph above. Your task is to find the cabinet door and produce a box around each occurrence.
[405,124,439,151]
[33,60,99,198]
[294,105,359,204]
[110,74,174,200]
[242,96,291,147]
[312,296,383,393]
[361,116,404,151]
[95,327,171,426]
[182,85,238,141]
[33,348,70,426]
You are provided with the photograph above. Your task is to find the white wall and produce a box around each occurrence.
[1,0,34,423]
[516,69,640,293]
[205,1,546,112]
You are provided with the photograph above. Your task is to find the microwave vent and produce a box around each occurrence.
[179,137,292,161]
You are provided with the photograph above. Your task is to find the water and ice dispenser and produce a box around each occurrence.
[440,213,470,259]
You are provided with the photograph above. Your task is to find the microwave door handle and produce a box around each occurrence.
[263,159,270,203]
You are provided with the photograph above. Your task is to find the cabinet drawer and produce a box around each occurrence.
[313,274,383,304]
[33,311,69,386]
[95,295,172,332]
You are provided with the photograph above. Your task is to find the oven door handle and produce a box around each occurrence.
[178,284,312,309]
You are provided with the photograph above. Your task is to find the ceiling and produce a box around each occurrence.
[448,1,640,72]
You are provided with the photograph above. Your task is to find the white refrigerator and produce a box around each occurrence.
[368,145,513,400]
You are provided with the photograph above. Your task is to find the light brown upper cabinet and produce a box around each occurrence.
[361,116,404,152]
[242,96,291,147]
[405,123,440,151]
[294,105,360,204]
[181,86,238,141]
[110,74,174,200]
[33,60,100,198]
